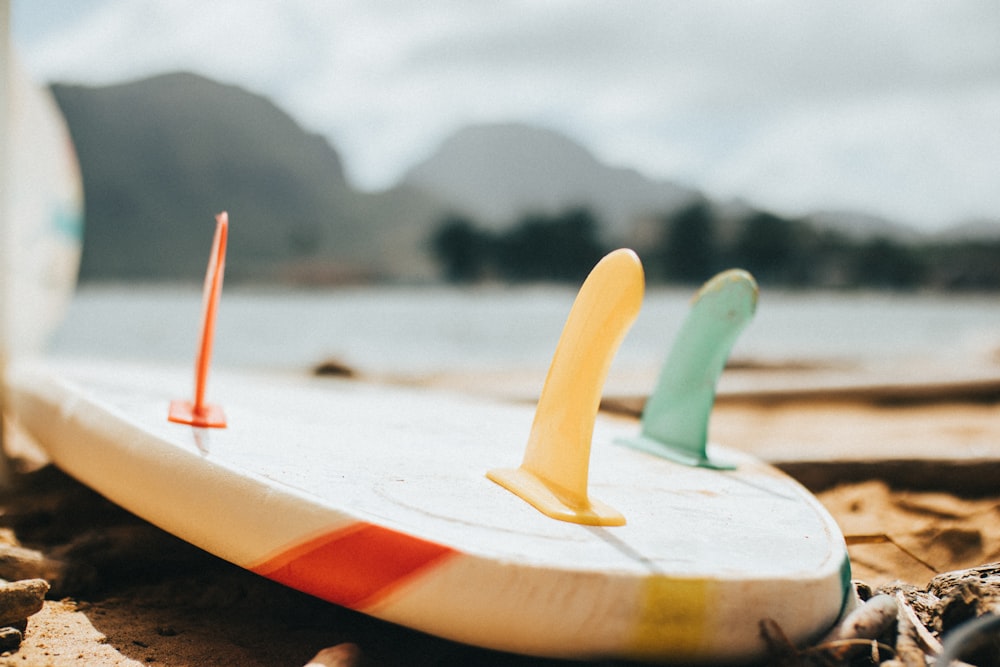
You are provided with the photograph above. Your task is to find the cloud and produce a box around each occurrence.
[705,86,1000,226]
[12,0,1000,229]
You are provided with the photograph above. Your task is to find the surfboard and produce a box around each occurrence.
[0,22,84,358]
[4,226,851,662]
[1,13,84,484]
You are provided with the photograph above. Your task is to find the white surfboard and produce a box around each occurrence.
[0,20,84,357]
[5,359,849,662]
[1,7,84,483]
[4,240,851,662]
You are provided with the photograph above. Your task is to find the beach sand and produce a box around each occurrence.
[2,378,999,666]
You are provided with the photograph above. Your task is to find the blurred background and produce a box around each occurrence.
[7,1,1000,384]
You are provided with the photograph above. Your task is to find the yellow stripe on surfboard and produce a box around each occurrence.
[630,576,709,658]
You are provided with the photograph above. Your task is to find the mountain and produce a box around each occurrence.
[52,72,444,283]
[401,123,699,236]
[53,71,961,286]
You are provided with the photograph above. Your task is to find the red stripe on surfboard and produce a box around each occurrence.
[251,523,457,609]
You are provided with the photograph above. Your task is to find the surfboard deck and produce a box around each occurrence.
[5,357,850,663]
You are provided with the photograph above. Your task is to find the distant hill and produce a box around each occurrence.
[52,72,444,283]
[55,71,982,286]
[401,123,699,236]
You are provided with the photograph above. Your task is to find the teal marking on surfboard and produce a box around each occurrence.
[52,202,84,242]
[619,269,758,469]
[838,549,853,615]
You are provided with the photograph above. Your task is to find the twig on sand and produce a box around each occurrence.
[894,590,940,662]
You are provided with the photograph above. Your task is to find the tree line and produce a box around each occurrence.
[429,200,1000,290]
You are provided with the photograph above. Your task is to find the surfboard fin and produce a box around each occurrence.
[487,249,644,526]
[618,269,757,468]
[168,212,229,429]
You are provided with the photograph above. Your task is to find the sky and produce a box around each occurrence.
[9,0,1000,231]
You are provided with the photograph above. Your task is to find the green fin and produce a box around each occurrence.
[619,269,757,468]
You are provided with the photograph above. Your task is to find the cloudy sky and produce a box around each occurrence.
[10,0,1000,231]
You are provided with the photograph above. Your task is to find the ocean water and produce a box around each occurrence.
[46,284,1000,381]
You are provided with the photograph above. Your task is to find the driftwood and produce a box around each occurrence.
[927,562,1000,598]
[823,594,898,643]
[757,566,1000,666]
[894,591,941,662]
[924,563,1000,636]
[867,563,1000,666]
